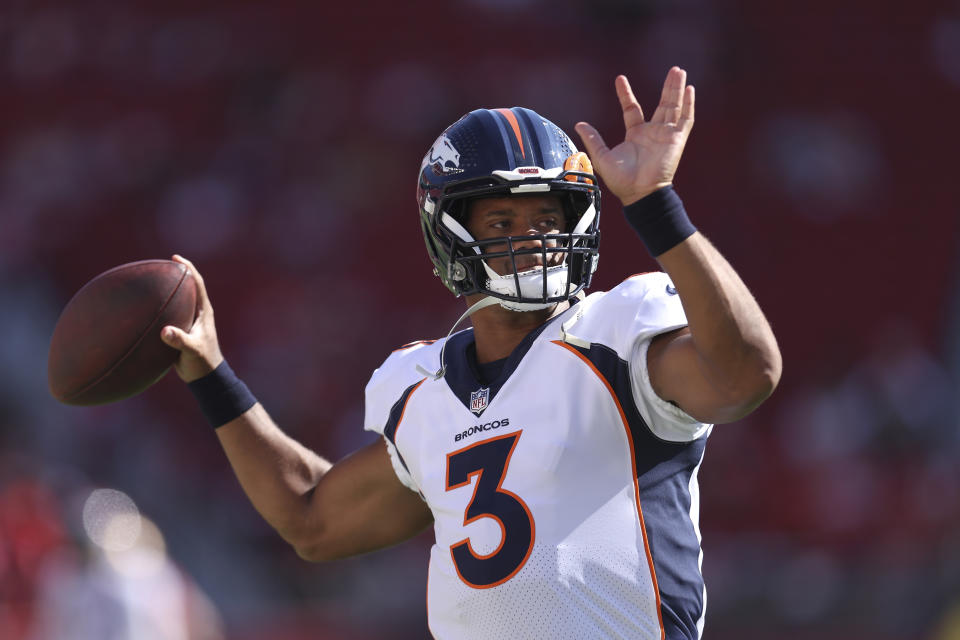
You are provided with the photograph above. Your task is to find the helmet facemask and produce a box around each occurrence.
[431,185,600,311]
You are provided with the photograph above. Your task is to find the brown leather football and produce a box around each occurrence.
[48,260,197,405]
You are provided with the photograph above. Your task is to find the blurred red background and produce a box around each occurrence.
[1,0,958,638]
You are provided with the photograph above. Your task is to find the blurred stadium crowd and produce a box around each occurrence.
[1,0,959,638]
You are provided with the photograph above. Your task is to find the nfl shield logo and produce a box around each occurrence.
[470,387,490,415]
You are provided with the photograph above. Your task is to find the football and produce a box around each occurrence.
[48,259,197,405]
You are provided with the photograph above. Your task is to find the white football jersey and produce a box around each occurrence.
[365,273,712,640]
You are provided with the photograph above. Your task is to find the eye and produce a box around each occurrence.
[537,217,560,230]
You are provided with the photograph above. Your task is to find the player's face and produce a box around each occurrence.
[466,194,567,276]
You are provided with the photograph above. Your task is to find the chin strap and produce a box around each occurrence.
[416,296,502,380]
[559,300,590,348]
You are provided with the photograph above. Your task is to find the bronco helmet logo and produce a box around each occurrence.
[423,134,462,175]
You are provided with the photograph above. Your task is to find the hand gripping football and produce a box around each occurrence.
[48,260,197,405]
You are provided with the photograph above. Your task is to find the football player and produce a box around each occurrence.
[161,67,781,639]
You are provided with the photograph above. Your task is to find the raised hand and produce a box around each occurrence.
[575,67,694,206]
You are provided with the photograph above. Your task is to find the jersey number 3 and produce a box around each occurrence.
[445,430,535,589]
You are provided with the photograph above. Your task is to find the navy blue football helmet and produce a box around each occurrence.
[417,107,601,311]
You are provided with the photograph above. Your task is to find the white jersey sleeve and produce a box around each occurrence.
[364,340,447,494]
[570,272,710,443]
[630,333,710,443]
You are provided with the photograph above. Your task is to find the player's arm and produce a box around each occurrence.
[215,410,432,561]
[576,68,782,424]
[160,256,433,561]
[646,235,781,423]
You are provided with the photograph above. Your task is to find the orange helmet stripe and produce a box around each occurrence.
[494,108,525,159]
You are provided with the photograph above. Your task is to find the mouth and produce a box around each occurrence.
[490,256,565,277]
[512,257,544,272]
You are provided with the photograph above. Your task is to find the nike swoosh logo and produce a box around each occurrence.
[666,284,678,295]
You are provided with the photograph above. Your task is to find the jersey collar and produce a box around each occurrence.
[442,300,579,417]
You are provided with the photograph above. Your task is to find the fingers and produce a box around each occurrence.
[172,254,213,320]
[651,66,687,126]
[614,75,645,130]
[172,254,204,293]
[161,325,192,351]
[574,122,609,161]
[679,84,695,133]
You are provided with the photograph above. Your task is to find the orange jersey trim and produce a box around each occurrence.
[394,378,426,443]
[392,339,438,353]
[494,108,525,159]
[551,340,666,639]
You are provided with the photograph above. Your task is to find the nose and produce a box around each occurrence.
[512,225,559,247]
[515,217,552,243]
[509,236,553,262]
[509,235,561,272]
[512,233,545,248]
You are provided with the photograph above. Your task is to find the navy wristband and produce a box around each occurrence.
[187,360,257,429]
[623,186,697,257]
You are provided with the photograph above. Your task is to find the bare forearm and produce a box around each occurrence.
[215,403,331,543]
[657,232,782,402]
[159,257,432,559]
